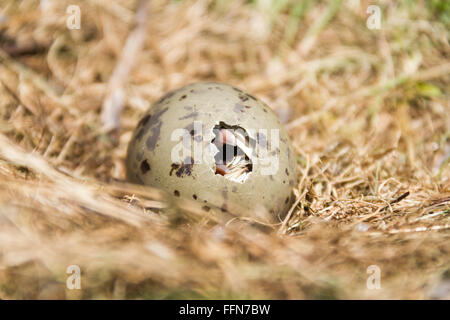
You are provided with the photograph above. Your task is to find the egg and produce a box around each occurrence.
[126,82,298,220]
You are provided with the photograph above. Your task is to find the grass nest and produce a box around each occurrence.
[0,0,449,299]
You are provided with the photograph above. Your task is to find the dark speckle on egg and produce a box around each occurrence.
[138,114,151,128]
[140,160,150,174]
[157,90,176,104]
[179,111,199,120]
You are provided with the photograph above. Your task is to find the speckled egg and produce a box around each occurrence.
[126,82,298,221]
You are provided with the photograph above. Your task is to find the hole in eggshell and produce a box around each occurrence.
[211,122,253,183]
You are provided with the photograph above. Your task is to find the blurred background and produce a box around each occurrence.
[0,0,448,299]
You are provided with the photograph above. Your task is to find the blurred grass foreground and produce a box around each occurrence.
[0,0,449,299]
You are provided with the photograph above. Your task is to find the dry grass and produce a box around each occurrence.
[0,0,449,299]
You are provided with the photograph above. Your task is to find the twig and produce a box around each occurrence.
[297,0,343,56]
[279,189,306,235]
[350,191,410,227]
[380,191,410,212]
[101,0,149,132]
[368,224,450,236]
[1,40,48,57]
